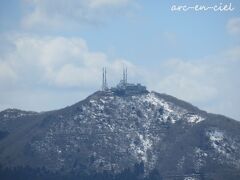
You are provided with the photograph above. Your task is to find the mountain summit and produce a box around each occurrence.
[0,80,240,179]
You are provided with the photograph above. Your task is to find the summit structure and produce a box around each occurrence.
[122,67,127,85]
[102,67,108,91]
[109,67,148,95]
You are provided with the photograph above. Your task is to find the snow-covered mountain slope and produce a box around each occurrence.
[0,90,240,179]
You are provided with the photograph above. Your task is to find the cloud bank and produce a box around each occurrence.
[0,33,139,111]
[147,47,240,120]
[0,33,239,120]
[0,34,138,88]
[22,0,136,29]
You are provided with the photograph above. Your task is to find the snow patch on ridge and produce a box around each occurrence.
[130,133,153,162]
[142,93,205,124]
[144,93,173,113]
[207,129,229,155]
[206,128,240,168]
[187,114,204,123]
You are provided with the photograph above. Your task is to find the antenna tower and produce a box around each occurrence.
[122,66,127,85]
[102,67,108,91]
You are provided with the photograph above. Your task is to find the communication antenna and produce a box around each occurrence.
[122,67,125,84]
[105,67,107,89]
[122,66,128,85]
[102,67,108,91]
[125,67,127,84]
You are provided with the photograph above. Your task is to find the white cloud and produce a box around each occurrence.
[0,62,17,83]
[89,0,131,8]
[144,47,240,120]
[0,33,240,120]
[0,33,139,111]
[22,0,136,29]
[0,34,136,89]
[227,17,240,35]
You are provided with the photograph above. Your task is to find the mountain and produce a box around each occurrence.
[0,87,240,180]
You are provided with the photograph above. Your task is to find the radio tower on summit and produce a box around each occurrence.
[102,67,108,91]
[122,67,127,85]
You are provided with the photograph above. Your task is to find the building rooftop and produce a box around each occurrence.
[102,67,148,96]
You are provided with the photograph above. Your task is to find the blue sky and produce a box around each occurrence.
[0,0,240,120]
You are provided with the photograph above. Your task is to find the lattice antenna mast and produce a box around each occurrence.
[122,67,125,84]
[122,66,128,85]
[125,67,127,84]
[102,67,105,91]
[102,67,108,91]
[104,67,108,89]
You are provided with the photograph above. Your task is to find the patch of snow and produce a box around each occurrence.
[144,93,173,113]
[99,98,106,104]
[187,114,205,123]
[184,177,197,180]
[177,156,185,171]
[208,130,224,142]
[206,128,240,168]
[129,133,153,163]
[207,129,230,155]
[194,148,207,172]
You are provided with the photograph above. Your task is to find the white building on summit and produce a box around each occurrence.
[101,67,147,95]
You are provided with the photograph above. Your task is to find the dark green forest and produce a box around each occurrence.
[0,162,162,180]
